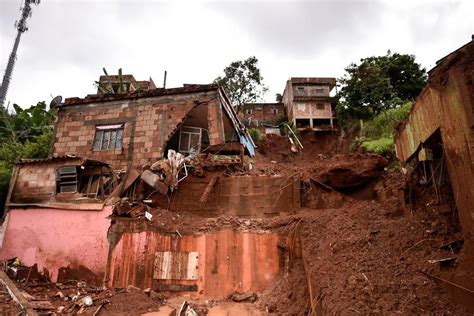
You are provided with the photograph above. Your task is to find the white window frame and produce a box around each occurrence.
[245,108,253,115]
[93,124,124,151]
[297,103,306,111]
[179,126,207,154]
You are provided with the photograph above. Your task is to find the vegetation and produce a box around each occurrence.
[353,102,413,156]
[214,56,268,113]
[337,51,426,121]
[248,128,262,145]
[0,102,55,213]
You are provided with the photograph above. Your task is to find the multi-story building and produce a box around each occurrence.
[282,77,338,131]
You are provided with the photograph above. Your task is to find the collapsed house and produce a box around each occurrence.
[0,79,305,296]
[395,37,474,304]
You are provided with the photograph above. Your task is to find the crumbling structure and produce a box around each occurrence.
[395,37,474,306]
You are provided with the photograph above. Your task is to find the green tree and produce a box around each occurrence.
[214,56,268,112]
[337,51,427,120]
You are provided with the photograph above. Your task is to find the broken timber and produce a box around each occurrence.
[200,175,219,204]
[0,270,38,315]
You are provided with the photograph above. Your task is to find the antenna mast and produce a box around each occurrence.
[0,0,41,107]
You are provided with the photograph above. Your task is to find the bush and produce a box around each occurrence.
[352,102,412,156]
[361,137,394,155]
[361,102,412,139]
[248,128,262,145]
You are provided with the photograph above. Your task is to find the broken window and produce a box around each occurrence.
[179,126,207,154]
[56,162,116,199]
[93,124,124,151]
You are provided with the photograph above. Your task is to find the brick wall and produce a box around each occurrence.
[293,102,332,118]
[52,91,223,170]
[11,159,81,203]
[154,174,300,217]
[239,103,285,126]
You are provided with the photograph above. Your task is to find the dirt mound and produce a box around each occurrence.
[297,198,467,314]
[258,260,309,315]
[257,132,352,164]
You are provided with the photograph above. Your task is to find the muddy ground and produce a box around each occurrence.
[1,133,471,315]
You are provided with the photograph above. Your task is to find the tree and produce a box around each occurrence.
[337,51,427,120]
[214,56,268,112]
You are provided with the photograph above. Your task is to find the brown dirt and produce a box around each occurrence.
[258,259,309,315]
[257,132,352,164]
[256,183,469,314]
[1,135,470,314]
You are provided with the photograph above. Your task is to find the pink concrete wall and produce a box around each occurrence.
[109,229,284,298]
[0,206,112,283]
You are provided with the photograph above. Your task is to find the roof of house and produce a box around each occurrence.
[290,77,336,86]
[17,155,109,166]
[243,102,284,106]
[63,84,221,106]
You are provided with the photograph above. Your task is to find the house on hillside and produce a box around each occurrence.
[282,77,338,131]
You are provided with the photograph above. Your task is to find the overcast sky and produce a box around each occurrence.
[0,0,473,108]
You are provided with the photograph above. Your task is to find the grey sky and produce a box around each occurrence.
[0,0,472,108]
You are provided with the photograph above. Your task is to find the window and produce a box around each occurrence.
[296,86,305,91]
[93,124,124,151]
[271,107,279,114]
[179,126,206,154]
[316,103,325,110]
[56,166,78,193]
[313,87,325,95]
[245,108,253,115]
[297,103,306,111]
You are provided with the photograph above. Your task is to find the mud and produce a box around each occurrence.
[0,133,471,314]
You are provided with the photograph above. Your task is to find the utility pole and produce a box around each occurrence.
[0,0,41,107]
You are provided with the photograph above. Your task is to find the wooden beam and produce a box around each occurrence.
[0,270,38,315]
[200,176,219,204]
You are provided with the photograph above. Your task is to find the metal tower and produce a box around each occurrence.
[0,0,41,107]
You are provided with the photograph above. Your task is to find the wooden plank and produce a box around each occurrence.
[199,176,219,204]
[300,237,319,316]
[153,252,199,280]
[0,270,38,315]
